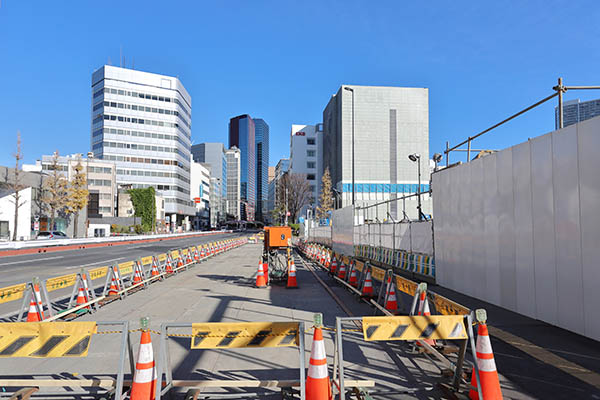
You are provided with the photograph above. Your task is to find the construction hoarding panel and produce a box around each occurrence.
[332,206,354,257]
[191,322,299,349]
[0,283,27,304]
[46,274,77,292]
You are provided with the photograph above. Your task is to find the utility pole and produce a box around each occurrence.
[285,185,289,225]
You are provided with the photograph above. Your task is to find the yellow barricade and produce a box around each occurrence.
[354,261,364,273]
[141,256,154,265]
[362,315,467,341]
[191,322,300,349]
[158,253,167,262]
[45,273,78,292]
[171,250,180,259]
[395,275,418,297]
[118,261,135,276]
[370,266,386,282]
[432,294,470,316]
[0,283,27,304]
[182,249,189,256]
[0,322,97,358]
[88,266,108,280]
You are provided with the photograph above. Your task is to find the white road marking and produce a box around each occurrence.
[65,257,129,269]
[0,256,64,266]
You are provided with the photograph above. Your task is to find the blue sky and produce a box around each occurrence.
[1,1,599,167]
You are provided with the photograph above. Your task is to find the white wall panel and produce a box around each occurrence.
[512,141,537,318]
[432,171,447,284]
[409,222,433,254]
[577,117,600,340]
[497,148,517,311]
[530,133,559,326]
[469,159,486,301]
[482,155,501,305]
[396,223,411,252]
[552,125,585,335]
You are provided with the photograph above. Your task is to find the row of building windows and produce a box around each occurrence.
[307,150,316,157]
[307,161,316,169]
[88,179,112,187]
[99,153,190,172]
[340,183,431,193]
[99,206,112,213]
[100,140,188,159]
[116,168,189,184]
[100,127,190,149]
[307,138,316,145]
[41,164,68,171]
[97,113,190,139]
[94,87,191,120]
[87,166,113,174]
[127,183,192,200]
[98,100,191,129]
[99,193,113,200]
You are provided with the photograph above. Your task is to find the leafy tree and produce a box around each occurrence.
[66,159,89,238]
[7,132,26,241]
[42,151,69,231]
[128,187,156,233]
[317,167,333,220]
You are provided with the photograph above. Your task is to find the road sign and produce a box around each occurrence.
[33,222,39,231]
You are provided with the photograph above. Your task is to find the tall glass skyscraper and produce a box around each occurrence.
[90,65,195,229]
[254,118,269,222]
[228,115,255,221]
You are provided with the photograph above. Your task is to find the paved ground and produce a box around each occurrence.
[1,241,598,399]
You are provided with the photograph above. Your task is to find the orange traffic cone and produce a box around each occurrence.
[151,259,160,278]
[348,267,358,287]
[256,262,267,288]
[26,298,41,322]
[337,261,346,280]
[325,253,330,270]
[384,278,398,314]
[130,320,157,400]
[361,270,374,298]
[165,257,173,274]
[133,265,142,284]
[469,323,503,400]
[306,326,332,400]
[330,256,337,274]
[76,286,89,310]
[287,260,298,289]
[32,281,45,320]
[108,275,119,296]
[417,291,436,346]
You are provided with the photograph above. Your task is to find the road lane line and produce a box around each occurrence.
[65,257,129,269]
[0,256,64,266]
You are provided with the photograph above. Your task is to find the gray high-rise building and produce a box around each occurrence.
[555,98,600,129]
[254,118,269,222]
[323,85,430,220]
[191,143,227,226]
[225,147,241,219]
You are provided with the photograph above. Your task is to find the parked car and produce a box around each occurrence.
[36,231,68,240]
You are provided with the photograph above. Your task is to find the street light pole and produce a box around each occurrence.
[343,87,355,207]
[408,153,423,221]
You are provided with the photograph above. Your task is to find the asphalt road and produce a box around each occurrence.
[0,233,243,287]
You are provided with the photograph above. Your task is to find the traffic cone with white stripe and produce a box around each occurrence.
[287,260,298,289]
[108,267,120,296]
[263,261,269,285]
[165,256,174,274]
[76,286,89,310]
[26,298,41,322]
[32,278,45,320]
[384,278,398,314]
[256,261,267,288]
[130,317,157,400]
[417,290,436,346]
[133,263,142,284]
[361,270,374,298]
[348,266,358,287]
[151,257,161,279]
[306,324,332,400]
[330,255,338,275]
[337,261,346,280]
[469,318,503,400]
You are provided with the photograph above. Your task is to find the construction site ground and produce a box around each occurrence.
[2,242,599,399]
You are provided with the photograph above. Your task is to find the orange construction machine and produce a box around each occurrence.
[263,226,292,282]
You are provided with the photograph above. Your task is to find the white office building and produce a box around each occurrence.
[190,161,211,230]
[90,65,195,230]
[290,123,324,213]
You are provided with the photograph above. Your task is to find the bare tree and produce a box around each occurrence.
[66,158,89,238]
[42,151,68,231]
[276,172,312,223]
[8,132,26,241]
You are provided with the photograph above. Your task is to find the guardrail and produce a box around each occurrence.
[0,237,248,322]
[0,230,233,252]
